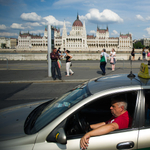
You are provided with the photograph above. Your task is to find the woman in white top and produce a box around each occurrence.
[110,48,116,71]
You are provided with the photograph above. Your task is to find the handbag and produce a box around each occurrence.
[57,60,62,68]
[100,53,105,62]
[110,57,114,64]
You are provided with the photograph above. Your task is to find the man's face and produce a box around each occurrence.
[53,49,57,53]
[110,102,122,117]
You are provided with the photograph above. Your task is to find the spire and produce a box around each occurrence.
[107,25,108,31]
[62,19,67,37]
[77,13,79,20]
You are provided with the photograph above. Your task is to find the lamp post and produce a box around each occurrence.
[47,24,51,77]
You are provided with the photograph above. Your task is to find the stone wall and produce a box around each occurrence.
[0,53,144,61]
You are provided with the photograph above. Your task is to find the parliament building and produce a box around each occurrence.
[17,15,132,52]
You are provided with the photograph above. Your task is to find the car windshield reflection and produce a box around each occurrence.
[29,83,91,134]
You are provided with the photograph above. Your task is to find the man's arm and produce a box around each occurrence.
[90,122,106,130]
[80,122,119,149]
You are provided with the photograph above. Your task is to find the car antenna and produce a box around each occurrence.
[127,57,135,78]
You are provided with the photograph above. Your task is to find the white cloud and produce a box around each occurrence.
[81,9,123,24]
[25,22,42,27]
[0,32,18,37]
[0,24,7,30]
[90,30,96,34]
[41,0,45,2]
[10,23,25,29]
[146,16,150,20]
[136,15,145,21]
[53,0,82,5]
[30,30,44,34]
[111,30,119,35]
[20,12,42,21]
[43,15,71,27]
[145,27,150,34]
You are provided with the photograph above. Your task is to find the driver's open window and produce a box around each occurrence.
[65,91,137,138]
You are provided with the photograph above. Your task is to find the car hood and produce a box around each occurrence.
[0,101,48,141]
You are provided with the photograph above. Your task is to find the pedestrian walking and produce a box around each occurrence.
[110,48,116,71]
[65,50,74,76]
[62,48,66,58]
[142,48,146,61]
[131,48,135,61]
[147,48,150,65]
[100,49,109,75]
[50,48,62,80]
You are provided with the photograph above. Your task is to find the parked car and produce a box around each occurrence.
[0,73,150,150]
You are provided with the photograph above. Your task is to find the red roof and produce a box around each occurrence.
[72,14,83,27]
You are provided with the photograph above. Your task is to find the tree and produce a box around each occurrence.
[133,42,144,49]
[1,43,6,48]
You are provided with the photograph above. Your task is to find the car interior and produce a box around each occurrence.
[65,91,137,137]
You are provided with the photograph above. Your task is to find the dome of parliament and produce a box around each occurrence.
[73,14,83,27]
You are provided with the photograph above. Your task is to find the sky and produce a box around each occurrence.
[0,0,150,40]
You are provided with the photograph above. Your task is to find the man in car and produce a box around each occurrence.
[80,96,129,150]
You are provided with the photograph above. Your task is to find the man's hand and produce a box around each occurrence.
[80,133,90,150]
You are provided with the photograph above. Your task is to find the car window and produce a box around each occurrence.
[65,91,138,137]
[28,82,91,134]
[144,89,150,126]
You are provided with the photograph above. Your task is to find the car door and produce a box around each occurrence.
[33,90,140,150]
[137,89,150,150]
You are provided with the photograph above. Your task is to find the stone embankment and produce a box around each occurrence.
[0,48,146,61]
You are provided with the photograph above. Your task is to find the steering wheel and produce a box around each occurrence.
[75,114,90,133]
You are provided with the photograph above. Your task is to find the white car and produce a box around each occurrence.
[0,73,150,150]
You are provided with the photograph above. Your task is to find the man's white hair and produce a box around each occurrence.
[117,101,127,110]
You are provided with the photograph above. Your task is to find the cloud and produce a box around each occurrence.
[0,24,7,30]
[25,22,42,27]
[90,30,96,34]
[20,12,42,21]
[43,15,71,27]
[145,27,150,34]
[111,30,119,35]
[10,23,25,29]
[146,16,150,21]
[136,15,145,21]
[30,30,44,34]
[41,0,45,2]
[80,9,123,24]
[53,0,82,5]
[0,32,18,37]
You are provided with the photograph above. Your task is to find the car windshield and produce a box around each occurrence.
[30,82,91,133]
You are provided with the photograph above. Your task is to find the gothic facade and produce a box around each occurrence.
[17,15,132,52]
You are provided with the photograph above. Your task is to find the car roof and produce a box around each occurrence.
[88,73,150,94]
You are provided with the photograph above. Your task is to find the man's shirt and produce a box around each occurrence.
[50,52,59,61]
[106,111,129,129]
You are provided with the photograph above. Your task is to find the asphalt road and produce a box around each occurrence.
[0,83,80,109]
[0,60,149,110]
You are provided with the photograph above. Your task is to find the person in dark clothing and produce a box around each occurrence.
[100,49,109,75]
[50,48,62,80]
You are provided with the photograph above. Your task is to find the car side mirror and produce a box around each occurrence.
[55,128,67,144]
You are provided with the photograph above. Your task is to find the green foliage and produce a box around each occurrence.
[1,43,6,48]
[133,42,145,49]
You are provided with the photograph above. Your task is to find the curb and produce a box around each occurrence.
[0,79,88,84]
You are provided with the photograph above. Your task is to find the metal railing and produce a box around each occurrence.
[0,57,8,70]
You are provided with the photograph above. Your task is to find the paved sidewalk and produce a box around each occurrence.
[0,60,149,83]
